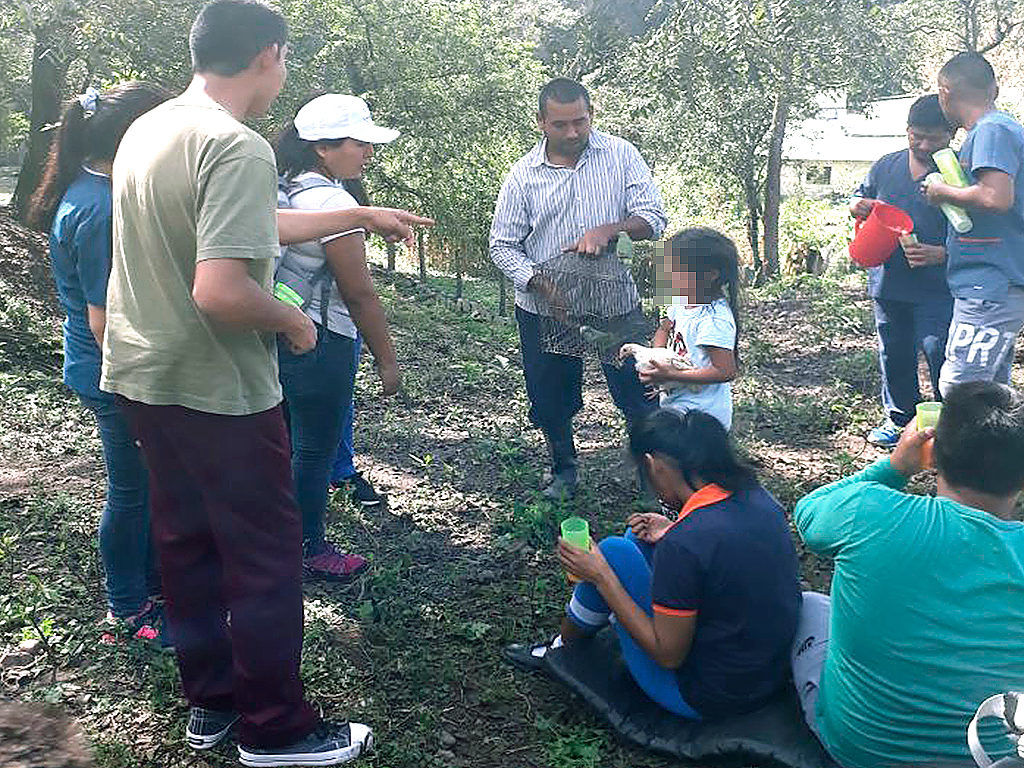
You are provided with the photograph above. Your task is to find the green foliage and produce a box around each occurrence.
[498,496,563,548]
[536,715,608,768]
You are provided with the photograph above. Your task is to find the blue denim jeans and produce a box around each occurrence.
[565,530,700,719]
[872,296,953,427]
[516,306,656,431]
[79,393,157,616]
[330,334,360,483]
[279,325,357,552]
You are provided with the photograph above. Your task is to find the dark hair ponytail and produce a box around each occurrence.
[26,81,171,232]
[274,121,346,181]
[629,408,756,493]
[667,227,743,366]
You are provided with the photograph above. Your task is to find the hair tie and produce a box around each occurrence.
[78,87,100,118]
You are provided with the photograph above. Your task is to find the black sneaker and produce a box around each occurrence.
[347,472,384,507]
[186,707,239,750]
[238,721,373,766]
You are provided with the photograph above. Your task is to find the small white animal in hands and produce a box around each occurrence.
[618,343,692,373]
[619,343,698,394]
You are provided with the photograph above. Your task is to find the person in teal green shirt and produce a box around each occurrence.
[792,380,1024,768]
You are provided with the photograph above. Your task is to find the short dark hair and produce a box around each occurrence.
[538,78,591,117]
[629,408,756,493]
[935,381,1024,496]
[189,0,288,77]
[907,94,953,132]
[939,52,997,95]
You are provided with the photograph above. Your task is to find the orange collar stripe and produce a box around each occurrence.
[677,483,732,522]
[653,604,698,618]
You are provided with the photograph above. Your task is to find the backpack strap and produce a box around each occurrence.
[277,175,341,320]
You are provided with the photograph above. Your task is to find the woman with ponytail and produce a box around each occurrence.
[506,408,801,722]
[27,81,171,643]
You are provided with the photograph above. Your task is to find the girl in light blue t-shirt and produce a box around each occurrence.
[633,228,741,430]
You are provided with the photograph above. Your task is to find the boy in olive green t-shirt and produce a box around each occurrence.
[792,380,1024,768]
[100,2,374,764]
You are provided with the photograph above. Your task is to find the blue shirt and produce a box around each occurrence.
[651,483,801,720]
[947,111,1024,301]
[855,149,950,303]
[49,168,113,400]
[489,130,667,313]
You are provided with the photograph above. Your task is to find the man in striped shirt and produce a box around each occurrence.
[489,78,667,499]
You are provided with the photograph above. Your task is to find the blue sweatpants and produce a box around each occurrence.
[565,531,700,719]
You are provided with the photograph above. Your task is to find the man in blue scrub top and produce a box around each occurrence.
[927,52,1024,394]
[851,95,954,447]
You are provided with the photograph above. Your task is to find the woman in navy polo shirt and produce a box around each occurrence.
[506,408,801,720]
[27,82,170,642]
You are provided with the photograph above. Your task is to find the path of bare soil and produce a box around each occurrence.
[0,208,907,768]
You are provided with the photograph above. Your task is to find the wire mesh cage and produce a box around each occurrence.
[533,250,656,363]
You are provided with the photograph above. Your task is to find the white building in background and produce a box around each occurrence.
[783,88,1024,199]
[782,93,913,199]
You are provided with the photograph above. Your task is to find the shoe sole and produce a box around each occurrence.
[238,733,373,766]
[302,562,370,583]
[187,716,240,750]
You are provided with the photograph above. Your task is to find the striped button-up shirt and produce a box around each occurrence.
[489,129,667,313]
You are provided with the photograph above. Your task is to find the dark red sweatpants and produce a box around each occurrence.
[117,397,317,749]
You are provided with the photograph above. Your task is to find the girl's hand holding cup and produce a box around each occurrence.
[558,517,606,585]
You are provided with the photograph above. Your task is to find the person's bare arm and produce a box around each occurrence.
[87,305,105,347]
[322,233,400,395]
[650,318,672,348]
[926,168,1014,214]
[639,345,737,385]
[278,207,434,247]
[192,258,315,353]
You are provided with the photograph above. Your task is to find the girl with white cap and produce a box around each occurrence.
[275,93,401,580]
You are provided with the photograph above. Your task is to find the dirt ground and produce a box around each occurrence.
[0,207,914,767]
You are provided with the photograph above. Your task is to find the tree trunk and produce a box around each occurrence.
[417,230,427,280]
[386,242,396,271]
[761,92,790,283]
[455,243,464,299]
[12,30,70,222]
[743,180,762,279]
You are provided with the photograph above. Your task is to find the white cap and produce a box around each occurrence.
[293,94,400,144]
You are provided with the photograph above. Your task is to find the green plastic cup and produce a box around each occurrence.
[560,517,590,549]
[560,517,590,584]
[916,401,942,430]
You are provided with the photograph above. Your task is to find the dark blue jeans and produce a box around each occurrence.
[79,393,157,616]
[330,334,360,484]
[516,306,655,431]
[873,296,954,427]
[279,325,357,553]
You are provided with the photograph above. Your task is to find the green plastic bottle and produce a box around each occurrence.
[930,148,973,233]
[926,172,973,234]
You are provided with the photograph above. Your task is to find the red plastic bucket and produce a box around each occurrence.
[849,201,914,268]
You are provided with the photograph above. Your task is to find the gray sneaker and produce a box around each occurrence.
[238,721,373,767]
[542,468,578,500]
